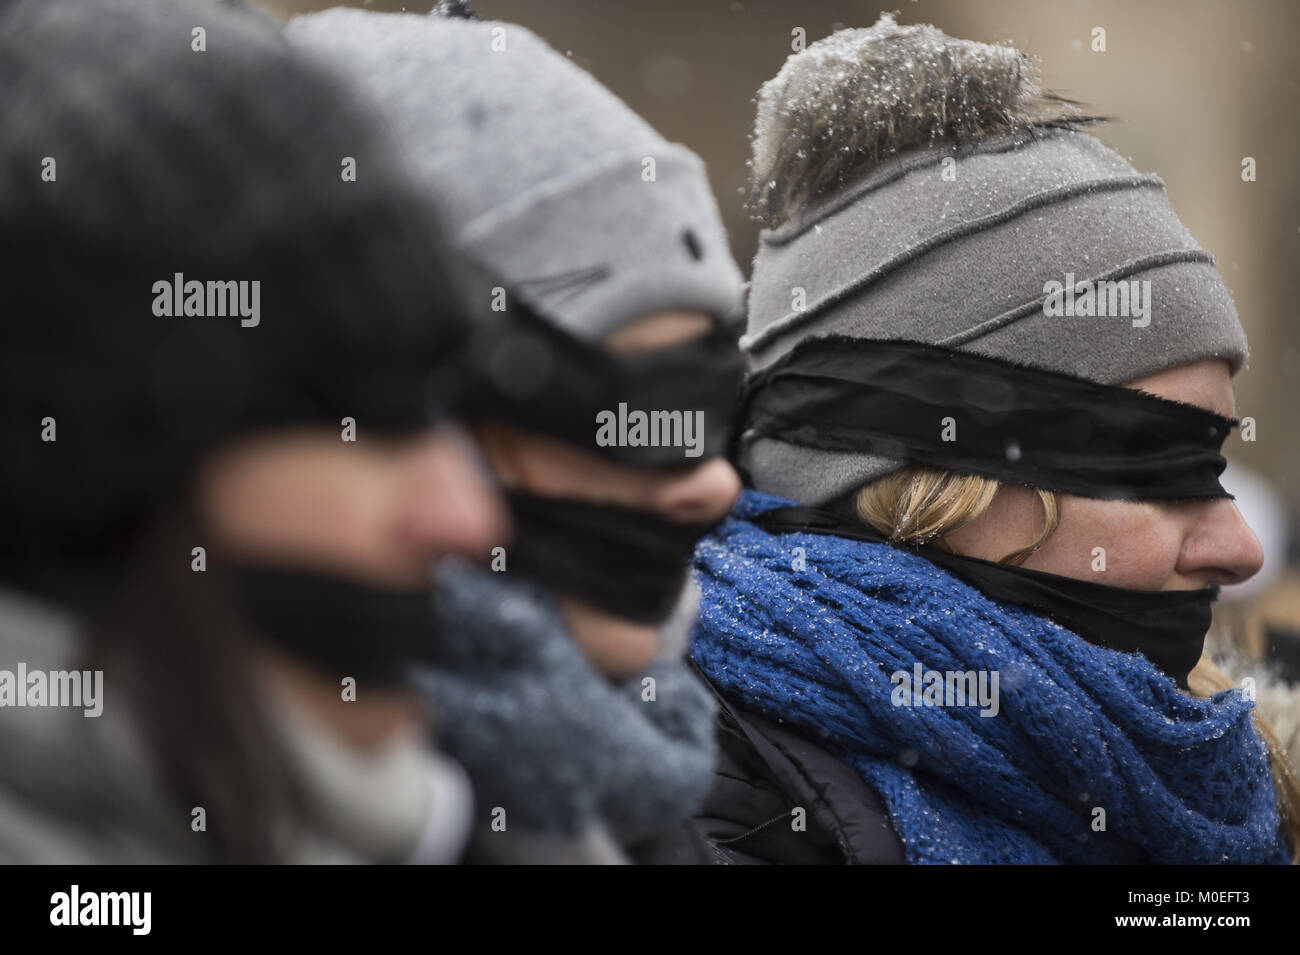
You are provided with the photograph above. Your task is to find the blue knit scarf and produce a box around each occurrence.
[691,490,1291,864]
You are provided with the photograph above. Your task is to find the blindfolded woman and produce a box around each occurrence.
[690,13,1298,865]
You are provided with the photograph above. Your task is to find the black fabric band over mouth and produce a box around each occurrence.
[753,504,1215,690]
[737,337,1236,501]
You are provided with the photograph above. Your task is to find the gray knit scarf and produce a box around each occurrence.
[412,562,717,862]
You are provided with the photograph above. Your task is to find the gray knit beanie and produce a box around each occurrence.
[286,7,745,342]
[741,14,1248,505]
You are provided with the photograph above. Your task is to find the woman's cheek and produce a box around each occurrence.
[1031,497,1180,590]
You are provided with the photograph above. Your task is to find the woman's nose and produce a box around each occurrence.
[649,457,742,525]
[1176,498,1265,586]
[397,427,509,560]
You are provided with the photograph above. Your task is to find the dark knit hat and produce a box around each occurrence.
[0,0,468,590]
[740,15,1248,505]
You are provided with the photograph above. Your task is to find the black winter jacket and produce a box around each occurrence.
[691,665,905,864]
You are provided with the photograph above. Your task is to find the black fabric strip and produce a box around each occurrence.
[234,565,438,685]
[463,304,744,468]
[505,491,707,623]
[753,505,1214,690]
[738,337,1235,501]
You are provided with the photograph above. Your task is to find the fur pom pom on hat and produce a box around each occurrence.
[739,14,1249,506]
[750,13,1086,229]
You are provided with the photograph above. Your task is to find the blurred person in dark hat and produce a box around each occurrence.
[0,0,506,863]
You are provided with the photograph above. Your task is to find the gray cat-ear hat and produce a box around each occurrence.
[739,14,1247,505]
[285,7,745,344]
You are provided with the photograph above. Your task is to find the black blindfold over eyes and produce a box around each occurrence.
[463,306,745,468]
[737,336,1237,502]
